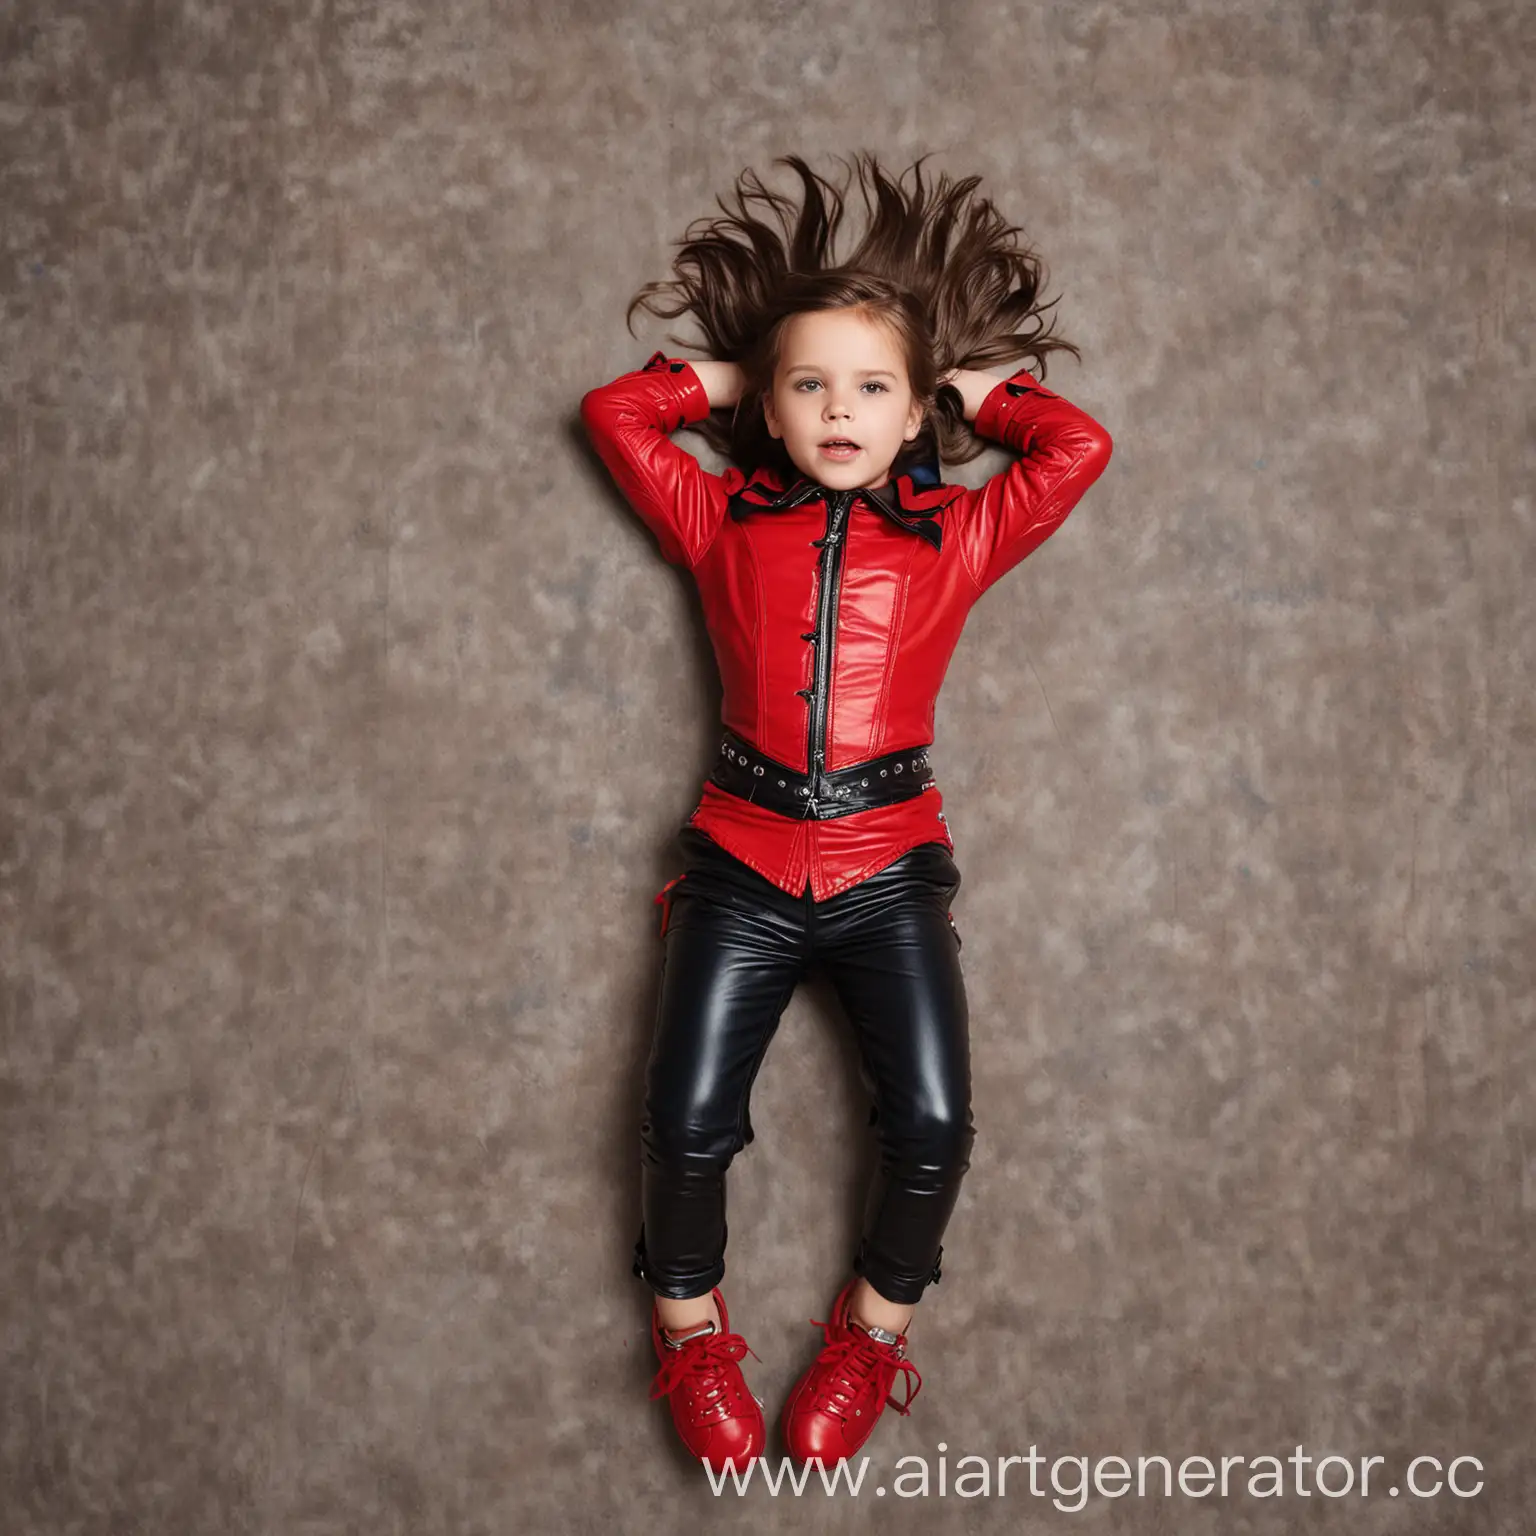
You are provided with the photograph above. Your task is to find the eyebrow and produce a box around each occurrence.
[784,366,899,379]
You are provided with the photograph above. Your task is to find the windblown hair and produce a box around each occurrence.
[625,152,1081,479]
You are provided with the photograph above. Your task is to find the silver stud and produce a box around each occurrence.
[881,769,888,777]
[778,779,786,787]
[894,763,903,773]
[753,765,764,776]
[861,778,869,786]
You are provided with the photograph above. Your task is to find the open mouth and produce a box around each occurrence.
[819,439,861,457]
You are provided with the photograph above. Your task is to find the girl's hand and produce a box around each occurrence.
[937,367,1000,424]
[688,359,747,410]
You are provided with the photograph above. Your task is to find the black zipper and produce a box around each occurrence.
[803,488,854,814]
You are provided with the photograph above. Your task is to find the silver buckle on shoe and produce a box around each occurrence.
[662,1319,718,1350]
[862,1323,905,1356]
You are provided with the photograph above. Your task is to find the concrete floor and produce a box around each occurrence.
[1,2,1531,1532]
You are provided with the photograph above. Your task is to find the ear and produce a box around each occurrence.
[762,390,781,441]
[903,399,924,443]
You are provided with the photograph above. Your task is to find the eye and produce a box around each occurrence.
[791,378,889,393]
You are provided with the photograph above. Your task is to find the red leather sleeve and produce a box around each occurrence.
[580,351,725,569]
[946,370,1114,594]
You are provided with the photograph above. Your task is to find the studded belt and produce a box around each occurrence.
[708,727,936,820]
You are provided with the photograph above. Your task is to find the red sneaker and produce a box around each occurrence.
[781,1277,923,1464]
[647,1287,766,1472]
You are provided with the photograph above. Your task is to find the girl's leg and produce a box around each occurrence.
[817,845,974,1327]
[634,855,808,1323]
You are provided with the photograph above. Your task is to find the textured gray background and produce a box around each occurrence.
[2,1,1532,1532]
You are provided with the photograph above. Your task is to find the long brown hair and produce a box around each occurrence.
[625,152,1081,480]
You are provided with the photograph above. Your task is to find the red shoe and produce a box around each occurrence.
[648,1287,766,1472]
[781,1277,923,1464]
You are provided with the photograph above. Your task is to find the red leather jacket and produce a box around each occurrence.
[581,350,1113,901]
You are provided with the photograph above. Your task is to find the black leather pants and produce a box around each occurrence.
[632,825,974,1307]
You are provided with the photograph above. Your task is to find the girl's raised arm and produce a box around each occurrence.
[941,366,1113,596]
[581,352,739,570]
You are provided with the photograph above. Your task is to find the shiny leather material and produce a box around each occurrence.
[708,725,935,819]
[647,1285,767,1472]
[782,1276,923,1464]
[726,451,956,550]
[632,828,972,1306]
[581,349,1114,900]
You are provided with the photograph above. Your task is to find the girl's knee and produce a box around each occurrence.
[640,1107,744,1171]
[885,1103,975,1173]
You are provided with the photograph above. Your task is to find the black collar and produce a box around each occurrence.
[725,464,961,552]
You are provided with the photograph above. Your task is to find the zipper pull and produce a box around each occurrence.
[811,748,831,799]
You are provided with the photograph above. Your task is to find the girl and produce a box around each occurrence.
[581,153,1113,1472]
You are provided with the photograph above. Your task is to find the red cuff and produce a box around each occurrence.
[640,350,711,426]
[972,368,1060,444]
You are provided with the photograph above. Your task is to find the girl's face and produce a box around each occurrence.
[762,308,924,491]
